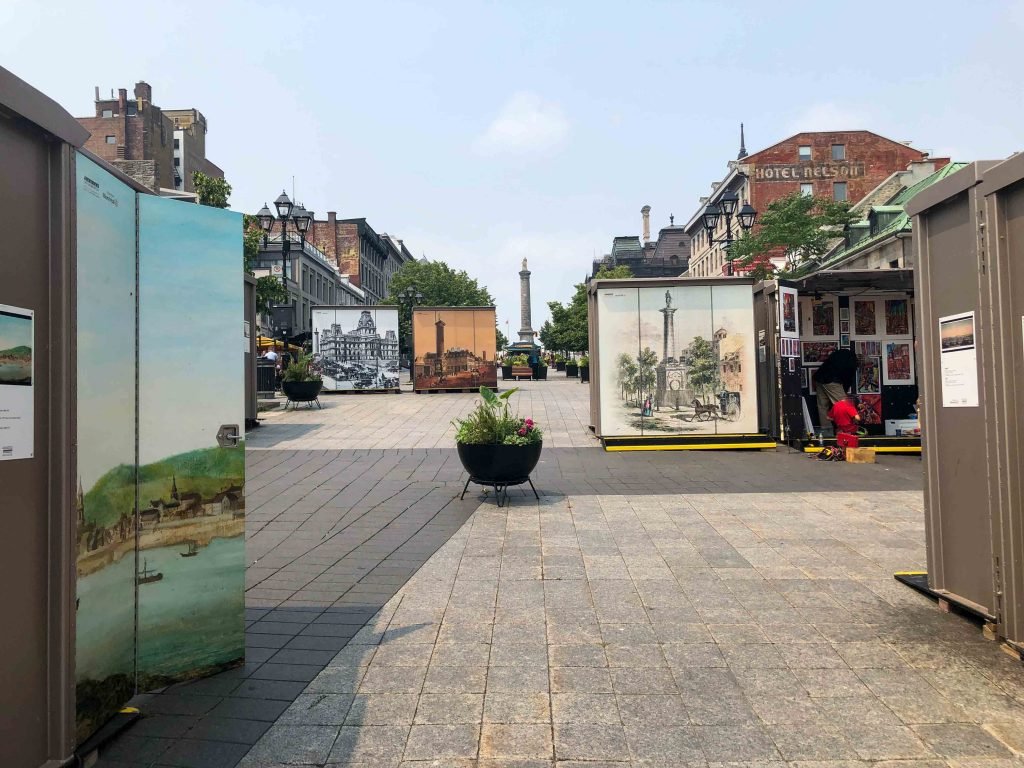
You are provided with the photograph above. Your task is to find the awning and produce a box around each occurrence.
[791,269,914,294]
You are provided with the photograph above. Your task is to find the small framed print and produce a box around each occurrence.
[802,367,810,390]
[840,333,850,348]
[807,365,818,394]
[840,320,850,334]
[840,307,850,321]
[788,357,796,373]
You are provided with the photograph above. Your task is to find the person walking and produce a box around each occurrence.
[813,347,858,435]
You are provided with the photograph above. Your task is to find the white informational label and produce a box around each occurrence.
[0,303,34,460]
[938,310,979,408]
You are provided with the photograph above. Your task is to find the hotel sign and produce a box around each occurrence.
[753,162,865,182]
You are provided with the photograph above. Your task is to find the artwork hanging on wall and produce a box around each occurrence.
[806,365,818,394]
[883,340,915,384]
[840,333,851,348]
[312,306,400,391]
[840,320,850,334]
[802,367,811,391]
[779,286,799,338]
[855,340,881,357]
[858,393,883,424]
[885,299,910,335]
[412,307,497,391]
[594,283,757,437]
[854,299,877,336]
[856,356,882,394]
[801,341,837,364]
[812,300,835,336]
[840,307,850,321]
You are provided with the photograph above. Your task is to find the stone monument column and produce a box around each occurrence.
[518,257,535,344]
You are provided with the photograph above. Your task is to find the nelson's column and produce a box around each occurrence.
[518,258,535,344]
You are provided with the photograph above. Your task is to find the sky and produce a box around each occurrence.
[5,0,1024,334]
[0,311,32,352]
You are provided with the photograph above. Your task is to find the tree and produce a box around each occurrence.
[728,192,858,280]
[385,259,496,356]
[685,336,719,402]
[616,352,638,402]
[545,264,633,354]
[636,347,658,403]
[192,171,231,208]
[496,327,509,352]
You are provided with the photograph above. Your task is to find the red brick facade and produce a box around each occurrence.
[744,131,929,214]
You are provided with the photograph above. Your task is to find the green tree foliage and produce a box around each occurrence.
[684,336,719,402]
[636,347,658,402]
[496,327,509,352]
[616,352,639,403]
[544,265,633,354]
[729,192,858,280]
[192,171,232,208]
[385,260,496,354]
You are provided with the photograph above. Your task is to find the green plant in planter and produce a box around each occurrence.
[454,386,543,446]
[507,353,529,366]
[579,355,590,367]
[554,353,567,363]
[282,354,323,383]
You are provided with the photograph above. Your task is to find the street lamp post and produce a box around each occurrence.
[397,286,424,383]
[257,191,315,343]
[701,189,757,276]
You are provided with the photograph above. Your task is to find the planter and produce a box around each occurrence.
[534,366,548,381]
[501,365,513,380]
[579,365,590,383]
[565,363,578,377]
[556,362,566,372]
[457,441,543,484]
[282,379,323,409]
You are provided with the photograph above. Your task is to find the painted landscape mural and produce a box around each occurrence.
[74,154,246,745]
[137,194,245,686]
[74,154,138,743]
[596,283,757,437]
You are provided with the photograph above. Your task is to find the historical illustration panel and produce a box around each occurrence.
[596,283,757,437]
[412,308,498,391]
[74,154,139,744]
[312,306,400,391]
[137,196,245,689]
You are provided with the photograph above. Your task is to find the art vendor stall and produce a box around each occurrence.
[754,271,921,453]
[587,277,774,450]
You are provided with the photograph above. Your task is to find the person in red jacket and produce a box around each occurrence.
[828,394,862,447]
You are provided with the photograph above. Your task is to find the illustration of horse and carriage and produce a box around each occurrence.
[680,391,741,422]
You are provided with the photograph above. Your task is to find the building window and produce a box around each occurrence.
[800,183,813,197]
[890,259,900,269]
[101,109,113,118]
[173,138,180,149]
[173,157,180,166]
[798,145,812,161]
[833,182,848,201]
[831,143,846,161]
[105,135,116,144]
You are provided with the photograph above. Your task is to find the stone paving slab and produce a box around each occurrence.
[232,490,1024,768]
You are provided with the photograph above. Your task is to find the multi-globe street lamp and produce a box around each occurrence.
[397,286,424,382]
[701,189,757,276]
[256,192,314,353]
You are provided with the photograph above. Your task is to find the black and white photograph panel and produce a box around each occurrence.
[312,306,401,391]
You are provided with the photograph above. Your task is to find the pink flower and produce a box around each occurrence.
[525,418,534,426]
[518,427,527,436]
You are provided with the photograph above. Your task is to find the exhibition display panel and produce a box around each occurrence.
[312,305,401,391]
[412,307,498,391]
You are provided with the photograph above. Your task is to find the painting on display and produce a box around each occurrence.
[883,340,915,385]
[856,356,882,394]
[74,154,139,743]
[0,304,33,460]
[858,394,883,425]
[137,196,245,691]
[853,299,877,336]
[885,299,910,335]
[412,307,497,391]
[855,340,881,358]
[801,341,837,364]
[312,306,400,391]
[779,286,799,338]
[595,283,757,437]
[812,300,835,336]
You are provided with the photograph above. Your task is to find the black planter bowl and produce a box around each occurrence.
[282,379,323,409]
[457,441,543,508]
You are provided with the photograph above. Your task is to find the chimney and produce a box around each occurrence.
[641,205,651,243]
[117,88,127,113]
[134,81,152,103]
[94,86,99,101]
[328,211,338,264]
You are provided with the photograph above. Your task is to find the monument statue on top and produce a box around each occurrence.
[518,257,535,344]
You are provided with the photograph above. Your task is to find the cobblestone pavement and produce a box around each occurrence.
[96,378,1024,767]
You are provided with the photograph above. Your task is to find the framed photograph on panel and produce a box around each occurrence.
[779,286,799,339]
[840,307,850,321]
[840,320,850,334]
[853,298,879,337]
[885,299,911,336]
[855,340,881,357]
[856,356,882,394]
[788,357,796,373]
[840,333,850,348]
[801,341,837,365]
[883,340,915,385]
[810,298,836,338]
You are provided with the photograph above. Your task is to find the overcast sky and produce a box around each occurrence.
[5,1,1022,331]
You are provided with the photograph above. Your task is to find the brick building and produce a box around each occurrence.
[685,130,930,277]
[76,82,223,194]
[267,213,415,304]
